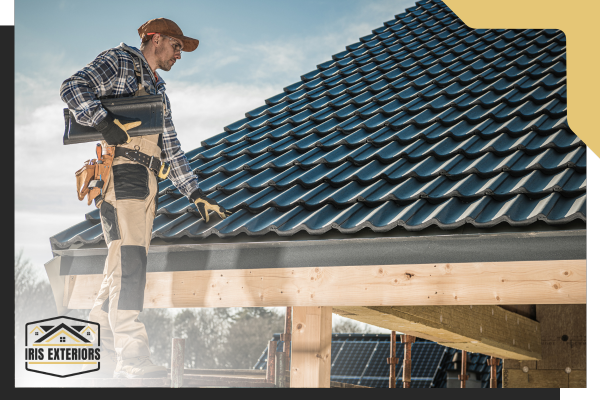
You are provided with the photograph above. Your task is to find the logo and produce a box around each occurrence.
[25,316,101,378]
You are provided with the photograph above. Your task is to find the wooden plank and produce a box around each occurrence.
[67,377,169,387]
[44,256,68,315]
[266,341,276,384]
[333,305,541,360]
[504,369,568,388]
[171,338,185,388]
[569,370,586,388]
[330,381,371,388]
[181,375,273,388]
[165,368,265,377]
[63,275,76,307]
[65,260,586,309]
[290,306,332,388]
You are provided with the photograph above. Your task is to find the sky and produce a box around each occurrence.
[12,0,414,346]
[14,0,414,280]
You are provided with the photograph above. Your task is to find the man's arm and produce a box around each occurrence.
[162,95,231,222]
[161,92,200,199]
[60,49,137,127]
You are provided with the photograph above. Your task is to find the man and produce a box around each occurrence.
[60,18,232,378]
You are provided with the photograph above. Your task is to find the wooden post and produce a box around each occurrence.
[266,340,277,385]
[401,335,415,388]
[487,357,499,388]
[171,338,185,388]
[459,350,468,388]
[290,306,332,388]
[275,351,286,388]
[282,307,292,372]
[386,331,399,388]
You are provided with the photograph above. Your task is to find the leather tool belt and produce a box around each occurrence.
[75,145,115,206]
[114,147,171,179]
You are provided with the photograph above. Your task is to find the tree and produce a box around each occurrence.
[222,308,284,369]
[15,251,56,350]
[172,308,232,369]
[137,308,174,367]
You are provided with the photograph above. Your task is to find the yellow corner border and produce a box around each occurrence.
[444,0,599,157]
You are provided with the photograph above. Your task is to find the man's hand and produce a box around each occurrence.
[190,189,233,223]
[94,110,141,146]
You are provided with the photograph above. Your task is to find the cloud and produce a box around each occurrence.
[176,0,413,88]
[166,81,281,149]
[14,81,284,278]
[15,0,416,279]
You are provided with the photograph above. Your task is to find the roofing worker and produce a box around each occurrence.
[60,18,232,378]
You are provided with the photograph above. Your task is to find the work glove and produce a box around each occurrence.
[94,110,141,146]
[189,188,233,223]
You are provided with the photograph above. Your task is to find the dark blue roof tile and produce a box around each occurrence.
[52,1,586,248]
[265,91,287,105]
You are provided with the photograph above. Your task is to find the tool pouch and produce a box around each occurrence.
[75,161,95,201]
[75,145,116,206]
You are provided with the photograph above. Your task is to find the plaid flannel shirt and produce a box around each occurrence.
[60,43,199,199]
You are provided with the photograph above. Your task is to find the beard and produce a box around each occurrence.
[154,46,175,71]
[158,59,173,71]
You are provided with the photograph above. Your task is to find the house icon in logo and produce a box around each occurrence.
[32,323,94,347]
[25,316,101,378]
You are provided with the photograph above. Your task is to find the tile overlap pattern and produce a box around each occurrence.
[51,0,584,248]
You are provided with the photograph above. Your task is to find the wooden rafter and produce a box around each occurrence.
[333,305,542,361]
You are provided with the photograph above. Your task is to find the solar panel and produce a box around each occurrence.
[410,342,446,378]
[360,377,390,388]
[408,379,434,388]
[359,339,404,386]
[330,341,378,379]
[359,340,392,378]
[254,334,503,388]
[330,341,344,368]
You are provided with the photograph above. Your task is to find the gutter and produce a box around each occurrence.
[53,229,585,276]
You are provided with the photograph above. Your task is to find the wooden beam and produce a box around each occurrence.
[63,275,76,307]
[290,306,332,388]
[63,259,585,309]
[43,256,68,315]
[333,305,541,360]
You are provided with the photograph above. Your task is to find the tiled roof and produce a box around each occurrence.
[432,347,503,389]
[253,333,502,388]
[51,0,585,249]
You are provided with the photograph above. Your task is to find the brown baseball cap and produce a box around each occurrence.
[138,18,199,52]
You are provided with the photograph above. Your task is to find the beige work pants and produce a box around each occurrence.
[88,135,160,361]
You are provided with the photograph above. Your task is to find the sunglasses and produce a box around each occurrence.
[146,33,184,52]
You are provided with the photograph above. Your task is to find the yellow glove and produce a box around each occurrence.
[113,119,141,144]
[94,110,141,145]
[190,189,233,223]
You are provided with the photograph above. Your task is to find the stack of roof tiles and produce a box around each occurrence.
[254,334,502,388]
[51,0,584,248]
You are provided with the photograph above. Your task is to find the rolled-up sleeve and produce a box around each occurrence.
[60,50,126,127]
[61,45,199,198]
